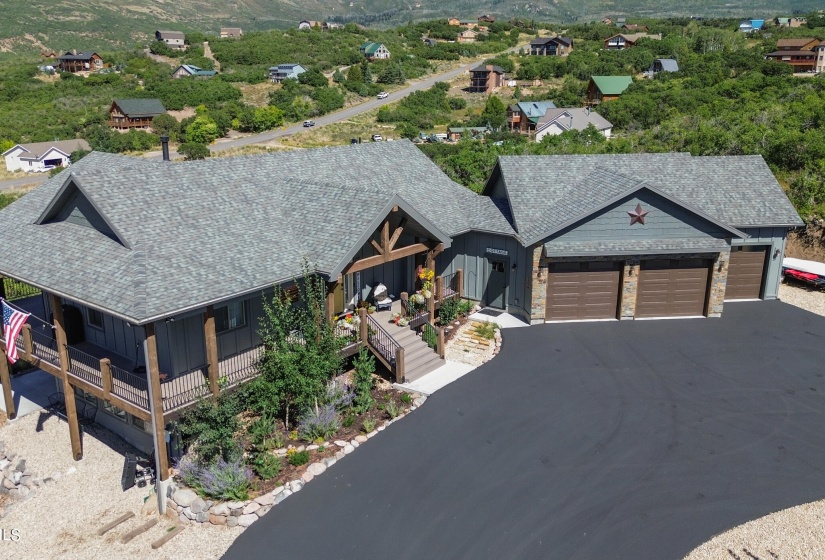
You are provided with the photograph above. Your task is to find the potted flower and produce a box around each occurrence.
[368,305,376,314]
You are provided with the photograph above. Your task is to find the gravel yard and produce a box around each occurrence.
[0,413,241,559]
[684,281,825,560]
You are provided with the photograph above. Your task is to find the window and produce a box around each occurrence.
[74,387,98,406]
[131,415,151,433]
[87,307,104,330]
[216,301,247,333]
[102,400,127,421]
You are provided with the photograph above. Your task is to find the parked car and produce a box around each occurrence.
[303,120,315,127]
[372,134,383,142]
[377,91,389,99]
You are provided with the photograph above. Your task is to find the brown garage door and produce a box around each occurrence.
[726,247,767,300]
[546,261,621,321]
[636,259,710,318]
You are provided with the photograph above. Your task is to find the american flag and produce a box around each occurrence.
[2,299,30,364]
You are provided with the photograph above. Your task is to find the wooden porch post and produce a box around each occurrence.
[437,327,445,359]
[358,308,368,343]
[21,324,32,358]
[325,281,337,324]
[456,269,464,298]
[100,358,112,399]
[144,323,170,481]
[394,347,405,384]
[50,293,82,461]
[426,250,436,317]
[0,345,15,420]
[203,306,219,397]
[435,276,444,303]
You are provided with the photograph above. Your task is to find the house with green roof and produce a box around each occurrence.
[359,41,390,60]
[507,101,557,134]
[108,99,167,129]
[171,64,217,79]
[0,140,802,493]
[587,76,633,105]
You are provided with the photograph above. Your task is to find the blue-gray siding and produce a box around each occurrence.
[549,191,727,244]
[437,232,529,321]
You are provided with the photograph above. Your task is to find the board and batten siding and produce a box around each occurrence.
[348,239,409,303]
[732,227,789,300]
[437,232,529,321]
[547,191,728,246]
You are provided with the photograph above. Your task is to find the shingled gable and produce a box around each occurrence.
[326,193,452,279]
[34,174,130,248]
[531,168,748,246]
[485,153,803,244]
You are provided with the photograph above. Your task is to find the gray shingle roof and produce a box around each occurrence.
[0,141,514,324]
[113,99,166,118]
[536,108,612,132]
[489,153,803,244]
[3,139,90,159]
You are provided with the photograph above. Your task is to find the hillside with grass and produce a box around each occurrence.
[0,0,821,57]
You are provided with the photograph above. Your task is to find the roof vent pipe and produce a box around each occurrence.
[160,135,170,161]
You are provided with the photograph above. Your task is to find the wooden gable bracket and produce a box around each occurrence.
[367,218,409,261]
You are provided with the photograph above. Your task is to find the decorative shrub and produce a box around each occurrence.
[400,393,412,404]
[362,418,376,433]
[475,321,499,340]
[385,400,401,419]
[287,449,310,467]
[297,403,341,441]
[439,297,462,323]
[252,453,282,480]
[352,349,375,413]
[458,299,475,316]
[342,414,355,428]
[249,413,277,450]
[176,454,253,501]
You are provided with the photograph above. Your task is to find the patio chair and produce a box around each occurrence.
[373,283,393,311]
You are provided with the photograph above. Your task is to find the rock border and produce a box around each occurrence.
[0,440,65,518]
[165,395,428,528]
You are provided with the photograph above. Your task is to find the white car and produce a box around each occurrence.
[372,134,383,142]
[377,92,389,99]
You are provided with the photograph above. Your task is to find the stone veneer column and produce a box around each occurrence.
[620,258,640,320]
[707,250,730,317]
[529,245,547,323]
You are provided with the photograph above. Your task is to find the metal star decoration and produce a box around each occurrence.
[627,203,649,225]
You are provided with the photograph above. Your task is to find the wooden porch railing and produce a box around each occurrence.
[364,311,405,383]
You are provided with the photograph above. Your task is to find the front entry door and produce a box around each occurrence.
[484,259,507,309]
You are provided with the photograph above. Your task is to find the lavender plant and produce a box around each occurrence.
[297,402,341,441]
[174,453,253,501]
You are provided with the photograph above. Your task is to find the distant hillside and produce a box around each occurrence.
[0,0,820,56]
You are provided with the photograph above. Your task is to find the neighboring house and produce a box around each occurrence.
[816,42,825,74]
[587,76,633,104]
[41,50,59,58]
[269,63,307,83]
[360,42,391,60]
[621,24,649,32]
[446,126,489,141]
[172,64,217,79]
[601,18,613,25]
[423,37,438,47]
[57,51,103,73]
[297,20,340,31]
[507,101,557,134]
[774,17,805,27]
[3,139,91,173]
[298,20,318,29]
[535,108,613,141]
[155,30,186,49]
[469,64,505,93]
[604,33,662,50]
[457,30,478,43]
[448,17,461,26]
[220,28,242,39]
[478,15,496,23]
[529,36,573,56]
[765,38,819,71]
[648,58,679,76]
[739,19,765,33]
[108,99,166,129]
[0,142,801,488]
[460,20,478,28]
[615,17,627,26]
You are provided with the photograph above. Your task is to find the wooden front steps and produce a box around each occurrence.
[381,320,444,383]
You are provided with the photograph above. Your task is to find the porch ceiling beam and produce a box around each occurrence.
[387,217,407,253]
[343,242,433,275]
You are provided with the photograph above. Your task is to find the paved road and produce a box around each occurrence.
[223,301,825,560]
[0,175,47,191]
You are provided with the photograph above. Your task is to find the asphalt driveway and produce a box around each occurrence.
[223,301,825,559]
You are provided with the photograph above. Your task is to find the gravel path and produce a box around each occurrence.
[1,413,241,559]
[684,281,825,560]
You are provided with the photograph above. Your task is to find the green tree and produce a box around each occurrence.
[185,116,220,144]
[298,68,330,88]
[245,263,345,428]
[346,64,363,84]
[361,59,372,84]
[178,142,210,160]
[377,63,404,85]
[151,113,181,137]
[252,106,284,132]
[479,95,507,130]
